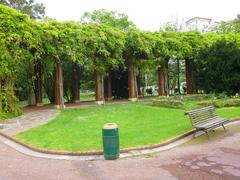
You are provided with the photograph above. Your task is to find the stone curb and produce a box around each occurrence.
[0,130,196,156]
[0,119,239,157]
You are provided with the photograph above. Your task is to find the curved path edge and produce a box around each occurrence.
[0,120,239,161]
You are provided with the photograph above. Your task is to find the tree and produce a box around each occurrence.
[178,31,204,94]
[214,20,240,33]
[80,9,136,30]
[155,31,182,95]
[80,24,125,102]
[198,33,240,95]
[0,0,45,19]
[123,29,154,99]
[0,4,35,114]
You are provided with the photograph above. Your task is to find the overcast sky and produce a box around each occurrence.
[36,0,240,31]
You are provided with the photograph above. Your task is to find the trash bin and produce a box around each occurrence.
[102,123,119,160]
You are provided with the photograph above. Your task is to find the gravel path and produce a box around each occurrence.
[0,122,240,179]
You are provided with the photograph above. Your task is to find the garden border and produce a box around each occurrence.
[0,119,239,160]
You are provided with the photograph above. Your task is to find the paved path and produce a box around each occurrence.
[2,109,59,135]
[1,123,240,180]
[1,102,240,179]
[1,99,133,136]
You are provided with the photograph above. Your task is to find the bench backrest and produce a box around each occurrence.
[186,106,218,126]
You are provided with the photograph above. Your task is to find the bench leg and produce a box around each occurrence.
[203,130,210,139]
[222,124,226,132]
[193,130,197,138]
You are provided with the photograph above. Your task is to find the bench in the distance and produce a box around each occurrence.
[185,106,229,138]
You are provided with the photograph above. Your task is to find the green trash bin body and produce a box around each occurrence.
[102,123,119,160]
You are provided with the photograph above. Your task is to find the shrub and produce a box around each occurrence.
[198,98,240,108]
[153,98,184,108]
[183,94,210,101]
[0,86,22,119]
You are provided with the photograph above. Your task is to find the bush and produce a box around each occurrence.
[198,98,240,108]
[153,98,184,108]
[183,94,210,101]
[0,87,22,116]
[156,94,209,101]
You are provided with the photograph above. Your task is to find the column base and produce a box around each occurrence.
[73,100,80,103]
[54,104,66,109]
[95,101,105,105]
[36,103,43,107]
[105,97,113,101]
[128,98,138,102]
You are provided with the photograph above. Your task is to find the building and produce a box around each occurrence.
[184,17,220,32]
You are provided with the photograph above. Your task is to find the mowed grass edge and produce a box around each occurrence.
[15,103,240,151]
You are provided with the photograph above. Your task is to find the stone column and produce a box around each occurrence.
[157,66,166,96]
[34,60,43,106]
[128,60,138,101]
[104,75,112,101]
[185,59,193,95]
[54,62,65,109]
[95,71,105,105]
[71,62,80,103]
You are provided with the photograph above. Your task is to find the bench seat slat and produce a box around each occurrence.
[185,106,229,138]
[194,118,228,129]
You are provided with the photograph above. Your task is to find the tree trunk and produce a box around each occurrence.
[0,82,2,111]
[104,75,112,101]
[54,62,65,108]
[71,62,80,103]
[157,66,166,96]
[166,61,170,95]
[34,60,42,106]
[185,59,193,94]
[128,59,138,101]
[28,92,36,106]
[137,75,141,97]
[2,77,15,111]
[95,71,104,104]
[177,59,181,94]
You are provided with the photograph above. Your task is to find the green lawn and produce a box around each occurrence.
[17,98,50,108]
[80,92,95,101]
[17,92,95,108]
[15,101,240,151]
[217,107,240,119]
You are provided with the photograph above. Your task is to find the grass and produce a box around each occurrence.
[217,107,240,119]
[17,92,95,108]
[0,111,22,121]
[80,92,95,101]
[16,102,192,151]
[15,98,240,151]
[17,98,50,108]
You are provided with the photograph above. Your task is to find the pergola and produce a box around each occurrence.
[33,58,194,108]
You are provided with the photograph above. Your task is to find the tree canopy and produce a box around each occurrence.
[80,9,136,30]
[1,4,240,115]
[0,0,45,19]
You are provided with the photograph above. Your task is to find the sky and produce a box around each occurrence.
[36,0,240,31]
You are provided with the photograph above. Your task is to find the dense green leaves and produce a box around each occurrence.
[0,0,45,19]
[80,24,125,73]
[198,34,240,95]
[1,4,240,116]
[80,9,136,30]
[0,4,32,79]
